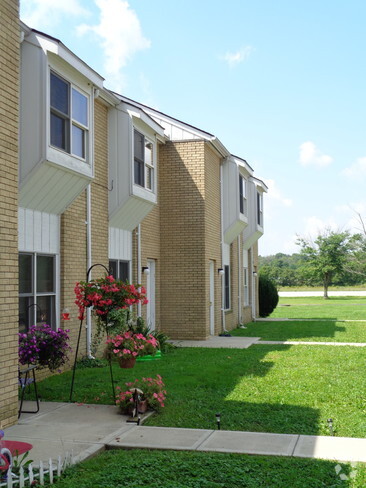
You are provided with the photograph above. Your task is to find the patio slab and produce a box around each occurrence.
[171,337,260,349]
[108,426,213,451]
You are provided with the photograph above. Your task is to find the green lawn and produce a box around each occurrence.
[232,320,366,342]
[45,449,366,488]
[36,345,366,438]
[271,296,366,320]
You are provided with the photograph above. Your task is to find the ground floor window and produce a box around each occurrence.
[243,267,249,306]
[19,253,56,333]
[109,259,130,282]
[224,264,231,310]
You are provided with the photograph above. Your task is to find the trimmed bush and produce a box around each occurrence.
[258,275,279,317]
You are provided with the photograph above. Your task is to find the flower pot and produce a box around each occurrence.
[118,357,136,369]
[137,399,148,413]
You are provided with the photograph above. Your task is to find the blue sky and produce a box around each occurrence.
[20,0,366,256]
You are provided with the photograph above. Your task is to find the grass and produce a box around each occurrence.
[271,296,366,320]
[35,345,366,438]
[232,320,366,342]
[44,449,366,488]
[279,285,366,291]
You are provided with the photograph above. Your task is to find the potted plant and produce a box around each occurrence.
[74,275,148,354]
[18,324,71,372]
[105,332,159,368]
[116,375,166,414]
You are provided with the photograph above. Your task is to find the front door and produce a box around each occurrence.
[146,259,156,331]
[209,260,215,335]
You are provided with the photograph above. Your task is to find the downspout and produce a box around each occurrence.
[137,224,142,317]
[219,163,228,334]
[238,235,242,325]
[86,184,93,357]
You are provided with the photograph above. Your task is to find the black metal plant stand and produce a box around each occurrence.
[69,264,116,404]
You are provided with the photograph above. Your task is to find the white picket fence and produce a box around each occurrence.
[0,452,74,488]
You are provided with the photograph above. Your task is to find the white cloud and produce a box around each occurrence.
[20,0,90,30]
[221,46,253,67]
[299,141,333,168]
[265,179,292,208]
[77,0,151,91]
[301,216,339,241]
[342,157,366,180]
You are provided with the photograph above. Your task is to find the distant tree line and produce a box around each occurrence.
[259,229,366,294]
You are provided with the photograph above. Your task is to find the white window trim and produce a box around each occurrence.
[133,128,157,194]
[239,174,248,216]
[224,264,231,311]
[46,57,94,176]
[19,252,60,331]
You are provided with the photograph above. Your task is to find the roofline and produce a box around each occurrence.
[250,176,269,192]
[231,154,254,173]
[110,92,216,139]
[21,22,105,86]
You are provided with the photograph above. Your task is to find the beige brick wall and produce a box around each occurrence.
[159,140,208,339]
[0,0,19,428]
[60,99,109,363]
[204,144,223,335]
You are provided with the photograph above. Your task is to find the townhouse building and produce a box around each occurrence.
[0,2,267,427]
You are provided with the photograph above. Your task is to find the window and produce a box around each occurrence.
[243,250,249,306]
[109,260,130,282]
[50,71,89,160]
[134,129,154,190]
[257,192,263,226]
[224,264,231,310]
[19,253,56,333]
[239,175,247,215]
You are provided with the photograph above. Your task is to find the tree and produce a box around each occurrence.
[296,229,353,298]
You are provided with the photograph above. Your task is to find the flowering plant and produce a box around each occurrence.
[116,374,166,412]
[18,324,71,372]
[74,275,148,323]
[105,331,159,360]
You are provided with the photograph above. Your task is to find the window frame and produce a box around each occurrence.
[109,259,131,282]
[224,264,231,311]
[19,252,57,333]
[49,67,91,165]
[133,128,155,191]
[257,191,263,227]
[239,174,247,216]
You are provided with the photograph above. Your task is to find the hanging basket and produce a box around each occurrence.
[118,357,136,369]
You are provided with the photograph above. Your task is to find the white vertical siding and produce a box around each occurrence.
[19,207,60,253]
[223,243,230,265]
[109,227,132,260]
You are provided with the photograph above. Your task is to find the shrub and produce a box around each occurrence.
[258,275,279,317]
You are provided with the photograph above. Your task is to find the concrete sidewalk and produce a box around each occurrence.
[4,402,366,465]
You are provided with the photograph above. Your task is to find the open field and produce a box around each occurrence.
[271,296,366,320]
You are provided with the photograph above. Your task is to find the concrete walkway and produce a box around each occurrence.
[258,340,366,346]
[4,402,366,465]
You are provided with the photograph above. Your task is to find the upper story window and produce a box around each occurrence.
[239,175,247,215]
[50,72,89,160]
[257,192,263,227]
[134,129,154,190]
